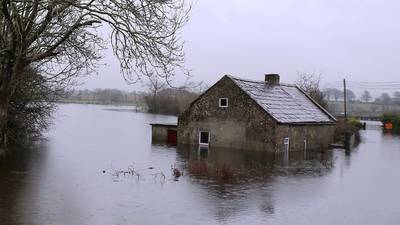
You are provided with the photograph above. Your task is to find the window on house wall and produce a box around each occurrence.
[199,131,210,146]
[219,98,228,108]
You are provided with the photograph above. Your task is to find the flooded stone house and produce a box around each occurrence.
[152,74,336,152]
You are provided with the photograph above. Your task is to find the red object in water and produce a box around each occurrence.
[167,130,177,145]
[385,122,393,130]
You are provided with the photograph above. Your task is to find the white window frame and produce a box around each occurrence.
[283,137,290,153]
[199,131,210,146]
[219,98,229,108]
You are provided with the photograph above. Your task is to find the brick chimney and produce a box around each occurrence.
[265,74,280,85]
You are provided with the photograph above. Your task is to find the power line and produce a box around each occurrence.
[322,81,400,90]
[324,85,400,90]
[345,81,400,84]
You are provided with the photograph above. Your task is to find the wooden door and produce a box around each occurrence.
[167,130,177,145]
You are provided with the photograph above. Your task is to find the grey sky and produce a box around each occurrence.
[81,0,400,97]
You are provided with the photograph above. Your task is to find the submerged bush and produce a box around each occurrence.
[348,117,363,129]
[214,164,235,181]
[145,88,199,115]
[187,160,210,176]
[334,119,360,144]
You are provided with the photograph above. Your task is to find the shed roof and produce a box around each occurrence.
[150,123,178,128]
[228,76,336,124]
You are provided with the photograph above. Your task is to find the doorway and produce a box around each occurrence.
[167,130,177,146]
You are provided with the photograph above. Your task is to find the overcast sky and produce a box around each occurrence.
[80,0,400,97]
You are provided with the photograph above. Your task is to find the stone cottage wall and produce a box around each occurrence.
[178,76,277,151]
[275,124,336,152]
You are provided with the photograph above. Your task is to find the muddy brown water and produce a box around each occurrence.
[1,104,400,225]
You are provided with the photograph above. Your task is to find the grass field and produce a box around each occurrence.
[327,101,400,117]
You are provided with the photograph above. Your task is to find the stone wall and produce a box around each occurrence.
[178,76,277,151]
[275,124,336,152]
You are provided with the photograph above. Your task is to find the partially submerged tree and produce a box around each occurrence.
[144,86,198,115]
[8,67,59,145]
[143,76,203,115]
[144,75,166,113]
[0,0,190,149]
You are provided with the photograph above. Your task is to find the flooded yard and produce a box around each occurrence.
[1,104,400,225]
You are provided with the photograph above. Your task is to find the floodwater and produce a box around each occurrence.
[1,104,400,225]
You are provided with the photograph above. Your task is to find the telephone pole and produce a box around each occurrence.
[343,78,347,123]
[343,78,350,153]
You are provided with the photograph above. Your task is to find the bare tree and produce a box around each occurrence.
[393,91,400,105]
[144,75,166,113]
[143,84,199,115]
[361,90,372,102]
[296,71,327,108]
[322,88,334,101]
[375,93,392,105]
[332,88,343,101]
[345,89,356,102]
[8,66,58,145]
[0,0,190,149]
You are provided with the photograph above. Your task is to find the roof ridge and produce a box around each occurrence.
[226,74,297,87]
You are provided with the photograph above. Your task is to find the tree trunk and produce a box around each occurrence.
[153,91,158,113]
[0,90,9,151]
[0,48,28,151]
[0,57,16,151]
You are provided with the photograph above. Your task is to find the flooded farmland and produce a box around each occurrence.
[1,104,400,225]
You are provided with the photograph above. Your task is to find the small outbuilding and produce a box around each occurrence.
[176,74,336,152]
[150,123,178,146]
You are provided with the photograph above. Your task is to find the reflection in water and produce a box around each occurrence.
[177,144,335,179]
[0,143,49,225]
[1,105,400,225]
[173,145,335,223]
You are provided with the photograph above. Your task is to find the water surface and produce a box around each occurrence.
[1,104,400,225]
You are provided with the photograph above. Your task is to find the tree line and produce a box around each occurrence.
[144,87,200,115]
[323,88,400,105]
[61,89,146,105]
[61,79,205,116]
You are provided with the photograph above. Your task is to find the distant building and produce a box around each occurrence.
[152,74,336,152]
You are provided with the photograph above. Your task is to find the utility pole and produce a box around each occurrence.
[343,78,350,153]
[343,78,347,123]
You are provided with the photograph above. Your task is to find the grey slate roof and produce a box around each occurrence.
[228,76,336,124]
